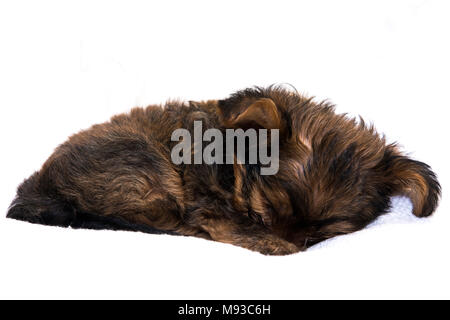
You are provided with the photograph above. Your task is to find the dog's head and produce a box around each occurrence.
[216,85,391,248]
[217,86,320,242]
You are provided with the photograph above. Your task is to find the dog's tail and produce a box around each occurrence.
[387,153,441,217]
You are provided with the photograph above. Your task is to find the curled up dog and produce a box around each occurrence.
[7,86,441,255]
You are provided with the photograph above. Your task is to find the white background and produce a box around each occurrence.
[0,0,449,299]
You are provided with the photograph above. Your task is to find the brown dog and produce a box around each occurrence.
[7,86,441,255]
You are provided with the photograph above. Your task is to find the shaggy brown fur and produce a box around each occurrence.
[7,86,441,255]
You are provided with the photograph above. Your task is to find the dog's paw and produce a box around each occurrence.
[257,237,302,256]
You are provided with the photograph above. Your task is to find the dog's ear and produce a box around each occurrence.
[218,98,283,130]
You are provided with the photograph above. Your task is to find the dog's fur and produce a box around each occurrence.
[7,86,441,255]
